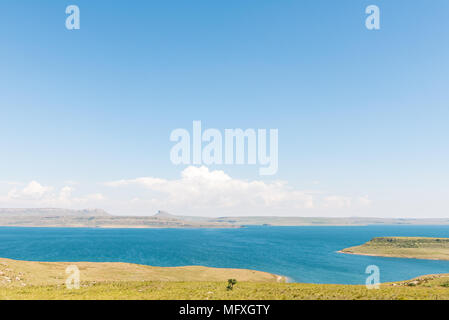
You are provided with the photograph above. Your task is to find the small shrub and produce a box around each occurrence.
[227,279,237,291]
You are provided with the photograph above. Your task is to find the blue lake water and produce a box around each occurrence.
[1,225,449,284]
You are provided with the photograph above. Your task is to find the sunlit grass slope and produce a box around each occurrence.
[0,258,282,287]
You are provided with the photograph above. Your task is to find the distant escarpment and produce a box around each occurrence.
[0,209,238,229]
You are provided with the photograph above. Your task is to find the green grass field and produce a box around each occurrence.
[3,276,449,300]
[2,257,449,300]
[341,237,449,260]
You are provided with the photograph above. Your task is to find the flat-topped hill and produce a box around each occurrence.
[340,237,449,260]
[0,209,237,229]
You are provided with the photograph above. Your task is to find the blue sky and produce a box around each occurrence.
[0,0,448,217]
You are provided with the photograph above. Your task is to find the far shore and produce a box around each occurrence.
[0,224,241,229]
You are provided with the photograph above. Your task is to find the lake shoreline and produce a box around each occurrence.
[2,257,449,300]
[2,226,449,286]
[0,256,443,286]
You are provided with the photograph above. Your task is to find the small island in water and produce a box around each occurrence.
[340,237,449,261]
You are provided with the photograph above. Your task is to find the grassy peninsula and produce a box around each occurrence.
[340,237,449,260]
[2,258,449,300]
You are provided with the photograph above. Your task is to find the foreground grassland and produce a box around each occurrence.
[341,237,449,260]
[2,258,449,300]
[3,275,449,300]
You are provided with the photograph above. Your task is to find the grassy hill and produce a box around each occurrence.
[0,258,282,287]
[2,258,449,299]
[341,237,449,260]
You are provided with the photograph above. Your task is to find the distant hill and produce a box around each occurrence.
[0,209,238,229]
[153,210,177,219]
[232,216,449,226]
[1,208,449,228]
[155,214,449,227]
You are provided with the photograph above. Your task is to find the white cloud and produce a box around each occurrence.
[84,193,105,201]
[0,181,105,208]
[356,195,372,207]
[104,166,369,216]
[58,186,73,202]
[323,196,352,208]
[8,181,52,200]
[0,167,372,217]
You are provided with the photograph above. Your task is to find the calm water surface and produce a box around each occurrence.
[1,225,449,284]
